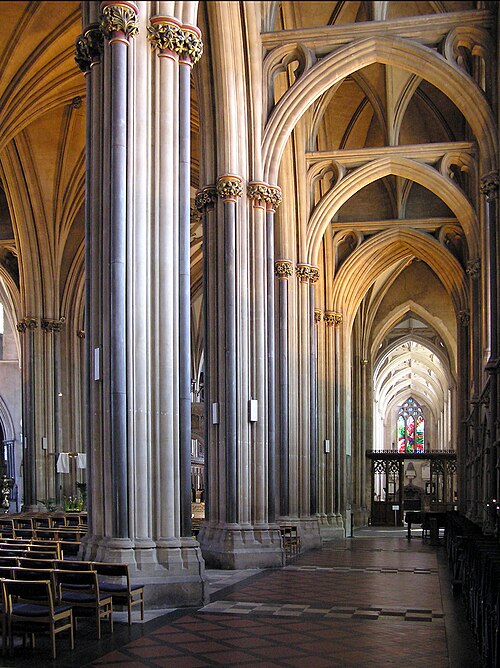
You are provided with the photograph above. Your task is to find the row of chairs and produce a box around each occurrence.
[446,512,500,667]
[0,538,81,560]
[0,513,88,530]
[0,561,144,659]
[0,527,87,542]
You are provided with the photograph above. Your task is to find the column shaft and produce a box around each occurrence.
[279,277,289,516]
[309,283,317,515]
[266,208,276,522]
[225,199,237,523]
[179,58,192,538]
[109,38,128,538]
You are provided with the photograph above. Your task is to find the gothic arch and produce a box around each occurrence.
[308,156,478,261]
[263,35,497,181]
[0,394,16,442]
[330,227,468,323]
[370,300,457,375]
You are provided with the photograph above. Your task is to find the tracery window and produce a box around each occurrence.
[397,397,424,453]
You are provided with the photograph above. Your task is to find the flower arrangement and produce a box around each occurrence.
[63,495,84,511]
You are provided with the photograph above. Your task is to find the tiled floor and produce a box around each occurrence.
[1,529,484,667]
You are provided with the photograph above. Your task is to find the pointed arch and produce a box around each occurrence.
[308,156,478,261]
[263,36,497,181]
[330,227,468,321]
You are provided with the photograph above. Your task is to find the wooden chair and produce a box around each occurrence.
[2,578,74,659]
[53,569,113,639]
[279,525,301,559]
[92,562,145,625]
[0,566,15,654]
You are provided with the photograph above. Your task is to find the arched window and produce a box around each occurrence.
[397,397,424,453]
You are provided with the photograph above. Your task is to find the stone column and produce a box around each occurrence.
[178,24,203,538]
[198,177,284,568]
[195,186,218,519]
[458,310,470,516]
[41,318,65,503]
[16,318,38,509]
[309,267,319,515]
[481,171,499,530]
[265,186,282,523]
[275,259,293,517]
[324,311,343,526]
[75,16,104,535]
[100,0,139,540]
[217,174,243,524]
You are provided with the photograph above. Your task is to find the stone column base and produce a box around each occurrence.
[80,535,208,608]
[198,524,285,569]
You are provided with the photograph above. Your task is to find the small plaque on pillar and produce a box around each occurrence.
[249,399,258,422]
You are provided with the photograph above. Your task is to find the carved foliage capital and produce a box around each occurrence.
[324,311,343,327]
[217,175,243,201]
[296,263,319,283]
[75,25,104,73]
[195,186,218,211]
[41,318,65,333]
[100,2,139,41]
[16,318,38,333]
[247,182,282,209]
[314,309,323,324]
[147,18,203,63]
[459,310,470,326]
[466,258,481,277]
[274,260,293,279]
[309,266,319,284]
[480,170,499,202]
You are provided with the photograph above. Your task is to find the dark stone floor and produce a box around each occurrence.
[1,527,484,667]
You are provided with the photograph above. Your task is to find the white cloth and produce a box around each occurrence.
[76,453,87,469]
[56,453,70,473]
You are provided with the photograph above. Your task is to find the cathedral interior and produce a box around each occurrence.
[0,1,498,664]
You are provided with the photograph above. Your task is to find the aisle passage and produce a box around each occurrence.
[2,533,483,667]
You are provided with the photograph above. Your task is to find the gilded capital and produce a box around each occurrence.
[309,266,320,284]
[147,16,183,56]
[180,24,203,65]
[480,170,499,202]
[217,175,243,201]
[296,263,311,283]
[195,186,218,211]
[75,24,104,73]
[247,182,282,210]
[274,260,293,279]
[77,330,86,339]
[324,311,343,327]
[247,182,269,206]
[147,18,203,64]
[267,185,282,210]
[314,309,323,324]
[100,2,139,42]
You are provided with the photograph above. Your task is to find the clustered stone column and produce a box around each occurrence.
[16,318,38,509]
[75,2,207,606]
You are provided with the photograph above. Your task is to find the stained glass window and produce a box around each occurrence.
[397,397,424,453]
